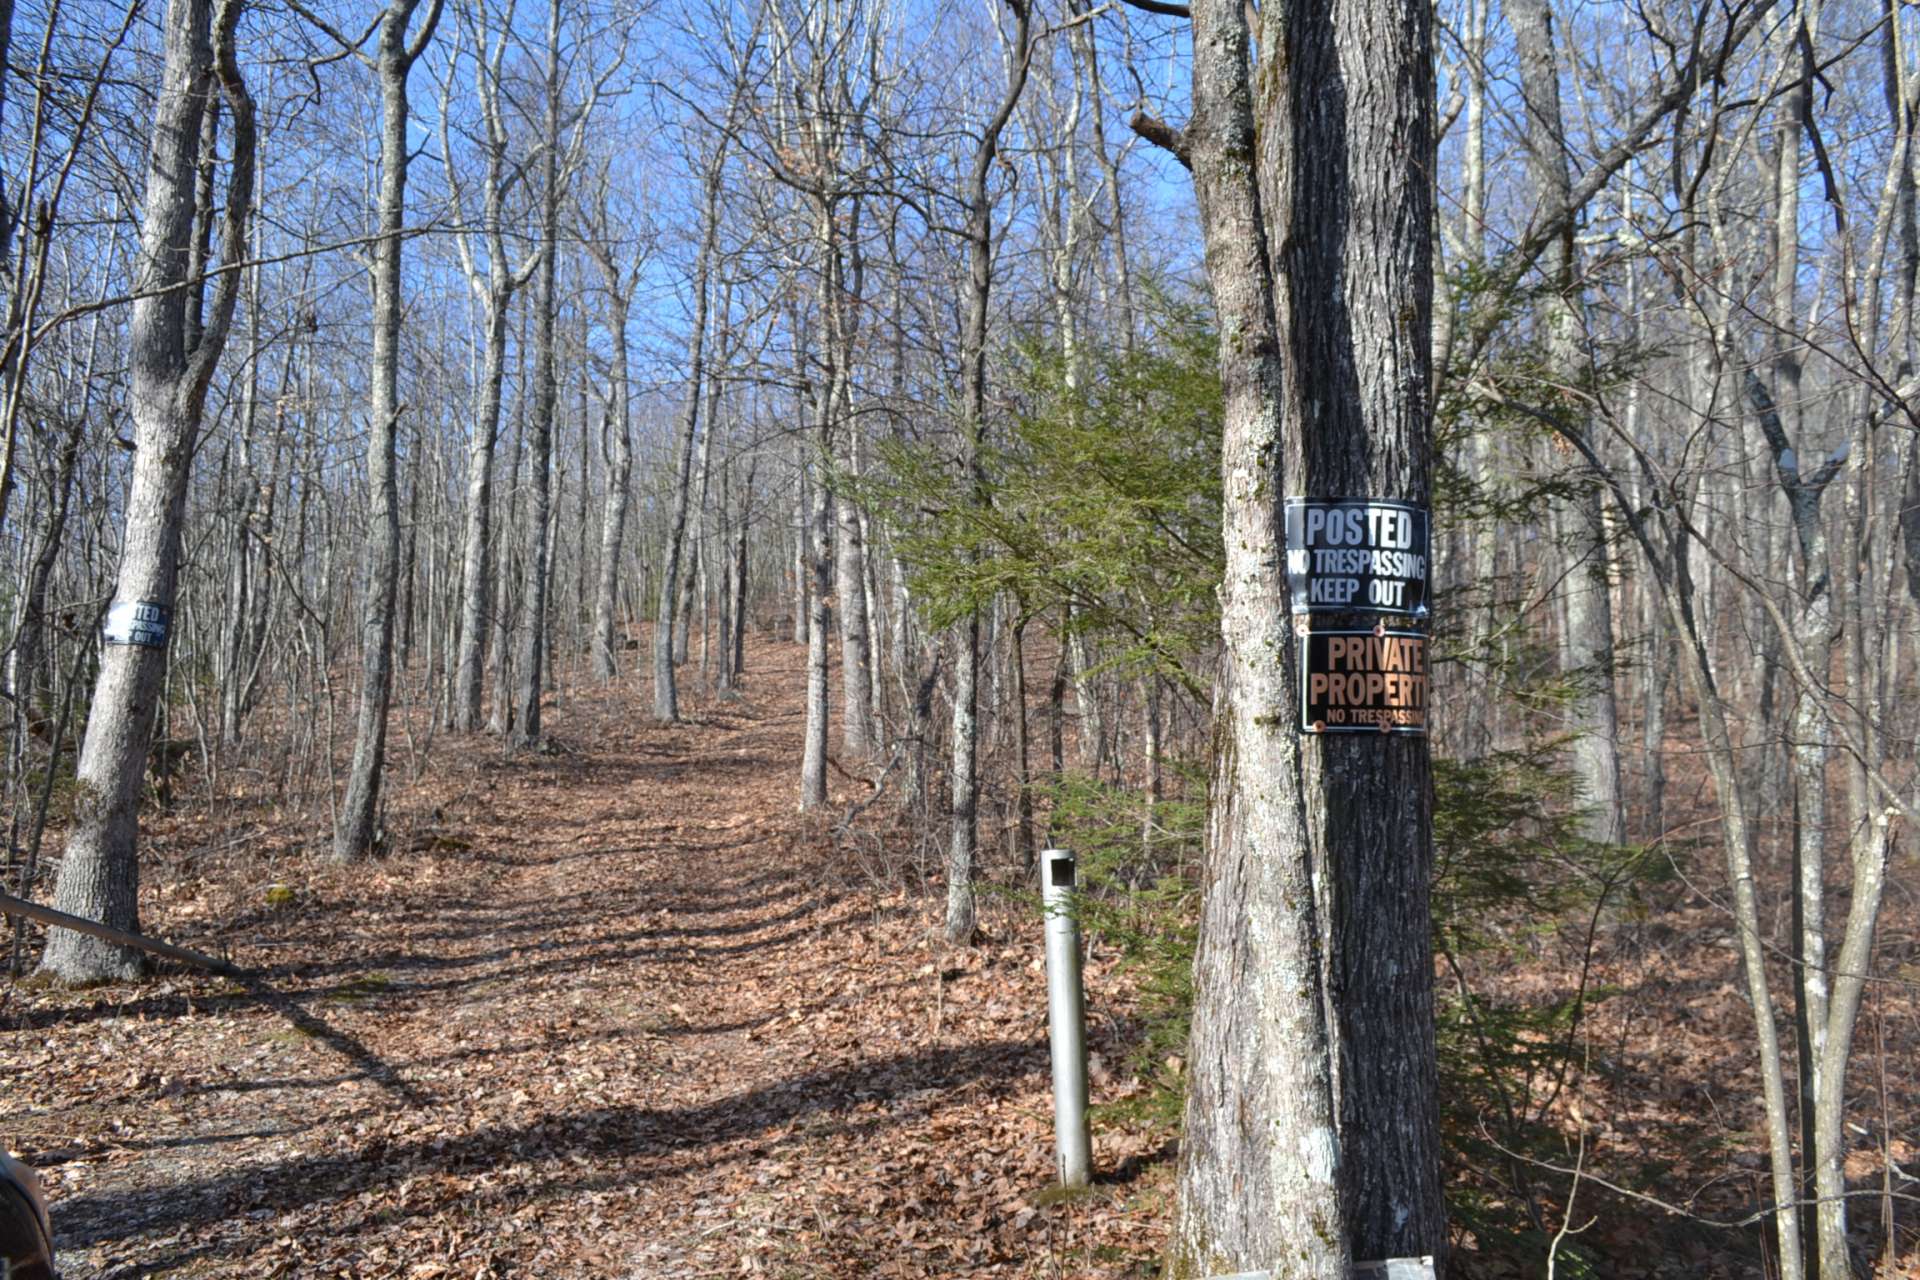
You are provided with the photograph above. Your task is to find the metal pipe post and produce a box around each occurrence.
[1040,847,1091,1187]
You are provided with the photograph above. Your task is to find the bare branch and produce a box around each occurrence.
[1129,109,1191,170]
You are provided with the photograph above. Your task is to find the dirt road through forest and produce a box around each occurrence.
[2,639,1165,1277]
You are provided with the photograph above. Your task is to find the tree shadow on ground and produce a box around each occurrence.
[54,1035,1048,1260]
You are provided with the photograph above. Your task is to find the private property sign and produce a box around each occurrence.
[1299,627,1429,735]
[1283,499,1430,617]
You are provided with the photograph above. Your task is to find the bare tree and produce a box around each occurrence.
[509,0,565,749]
[1509,0,1624,845]
[508,0,620,747]
[943,0,1032,944]
[579,162,647,681]
[439,0,540,731]
[39,0,255,980]
[308,0,446,859]
[654,127,729,724]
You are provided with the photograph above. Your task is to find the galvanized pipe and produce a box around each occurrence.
[1040,847,1091,1187]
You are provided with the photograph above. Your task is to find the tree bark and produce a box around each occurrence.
[799,371,835,809]
[509,0,563,750]
[655,139,725,723]
[444,0,538,729]
[1510,0,1624,846]
[488,377,525,738]
[591,284,632,680]
[40,0,253,980]
[1165,0,1442,1269]
[335,0,443,857]
[945,0,1031,943]
[836,482,876,756]
[730,467,750,684]
[452,294,511,728]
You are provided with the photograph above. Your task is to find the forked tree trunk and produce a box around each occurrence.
[444,0,538,730]
[40,0,254,981]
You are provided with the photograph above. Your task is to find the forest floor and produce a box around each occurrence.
[3,633,1919,1278]
[1,636,1172,1278]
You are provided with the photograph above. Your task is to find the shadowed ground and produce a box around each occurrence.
[1,636,1170,1278]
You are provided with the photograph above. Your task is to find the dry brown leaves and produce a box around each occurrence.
[2,639,1168,1278]
[5,634,1917,1277]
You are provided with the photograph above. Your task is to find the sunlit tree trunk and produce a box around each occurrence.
[442,2,538,730]
[655,136,726,723]
[590,272,632,681]
[40,0,254,980]
[509,0,563,750]
[335,0,443,857]
[1163,0,1442,1269]
[1510,0,1623,846]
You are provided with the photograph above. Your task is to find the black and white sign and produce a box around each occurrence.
[102,600,172,650]
[1300,627,1428,735]
[1355,1261,1438,1280]
[1284,498,1430,617]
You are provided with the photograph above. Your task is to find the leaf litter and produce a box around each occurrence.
[1,638,1167,1278]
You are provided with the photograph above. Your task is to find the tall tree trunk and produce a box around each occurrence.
[452,297,510,728]
[1760,9,1832,1269]
[591,287,632,680]
[686,350,721,676]
[40,0,253,980]
[1749,366,1842,1280]
[219,229,262,744]
[945,0,1031,943]
[716,462,734,689]
[1010,614,1033,867]
[398,414,424,667]
[1067,623,1102,778]
[0,0,14,280]
[573,312,590,665]
[488,352,527,738]
[654,140,725,723]
[509,0,562,750]
[1510,0,1624,846]
[798,366,835,809]
[791,453,809,646]
[797,169,846,810]
[836,482,875,757]
[14,420,83,738]
[729,461,751,686]
[444,0,537,730]
[335,0,443,858]
[1163,0,1442,1270]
